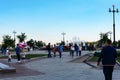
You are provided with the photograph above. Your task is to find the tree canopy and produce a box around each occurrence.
[2,35,14,47]
[17,33,27,43]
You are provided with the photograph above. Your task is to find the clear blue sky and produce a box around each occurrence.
[0,0,120,44]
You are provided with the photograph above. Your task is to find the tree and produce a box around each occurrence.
[117,40,120,48]
[27,39,46,50]
[36,41,45,48]
[99,32,109,47]
[61,41,65,46]
[101,33,109,43]
[27,39,34,49]
[2,35,14,47]
[17,33,27,43]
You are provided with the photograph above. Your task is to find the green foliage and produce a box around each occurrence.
[27,39,46,49]
[27,39,34,48]
[2,35,14,47]
[61,41,65,46]
[89,56,98,62]
[90,51,120,62]
[117,40,120,48]
[117,51,120,56]
[36,41,45,48]
[94,51,120,57]
[25,54,47,59]
[117,57,120,62]
[98,33,109,47]
[94,52,100,57]
[17,33,27,43]
[0,54,47,59]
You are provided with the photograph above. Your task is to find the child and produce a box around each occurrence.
[21,48,26,60]
[21,52,26,60]
[8,52,12,63]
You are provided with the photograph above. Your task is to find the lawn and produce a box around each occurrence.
[0,54,47,59]
[89,51,120,63]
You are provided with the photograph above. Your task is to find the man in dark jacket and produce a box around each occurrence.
[15,44,21,63]
[97,39,117,80]
[47,43,51,58]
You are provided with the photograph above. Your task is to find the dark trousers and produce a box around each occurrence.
[59,52,62,58]
[16,54,21,61]
[79,51,81,56]
[54,52,56,57]
[8,58,11,62]
[103,66,114,80]
[76,51,78,56]
[71,50,74,57]
[48,51,51,58]
[70,50,72,56]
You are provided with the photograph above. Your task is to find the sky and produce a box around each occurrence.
[0,0,120,44]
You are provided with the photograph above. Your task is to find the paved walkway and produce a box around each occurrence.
[0,51,120,80]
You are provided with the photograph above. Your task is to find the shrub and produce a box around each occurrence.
[94,51,120,57]
[94,52,100,57]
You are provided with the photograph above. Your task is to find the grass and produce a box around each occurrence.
[89,51,120,63]
[117,57,120,62]
[89,56,120,62]
[0,54,47,59]
[89,56,98,62]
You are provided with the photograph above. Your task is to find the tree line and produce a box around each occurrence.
[1,32,46,49]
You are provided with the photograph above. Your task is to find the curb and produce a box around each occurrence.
[69,53,91,62]
[0,63,16,74]
[116,60,120,66]
[69,53,98,68]
[82,53,98,68]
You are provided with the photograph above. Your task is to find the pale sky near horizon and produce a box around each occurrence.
[0,0,120,44]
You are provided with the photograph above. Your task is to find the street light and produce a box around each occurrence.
[13,30,16,48]
[109,5,119,43]
[61,32,66,42]
[107,31,112,40]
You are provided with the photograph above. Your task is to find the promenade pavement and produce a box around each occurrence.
[0,51,120,80]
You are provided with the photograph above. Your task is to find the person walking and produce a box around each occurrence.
[79,44,82,56]
[58,44,63,58]
[71,45,75,57]
[47,43,52,58]
[3,45,7,55]
[21,48,26,60]
[53,44,57,57]
[15,44,21,63]
[97,39,117,80]
[8,50,12,63]
[69,43,72,56]
[74,44,79,56]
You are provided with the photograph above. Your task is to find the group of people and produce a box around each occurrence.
[2,44,26,63]
[47,39,117,80]
[69,43,82,57]
[46,43,82,58]
[15,44,26,63]
[47,43,63,58]
[0,39,117,80]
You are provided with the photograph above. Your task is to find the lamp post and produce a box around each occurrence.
[109,5,119,43]
[107,31,112,40]
[61,32,66,42]
[13,30,16,48]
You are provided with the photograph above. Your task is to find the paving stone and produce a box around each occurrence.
[0,51,120,80]
[0,63,16,74]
